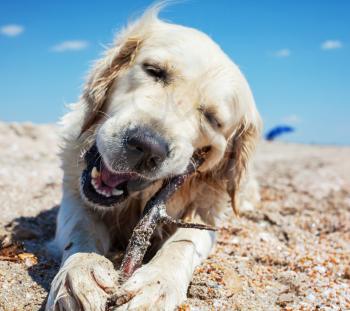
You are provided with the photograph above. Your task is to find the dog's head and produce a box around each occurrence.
[69,7,261,212]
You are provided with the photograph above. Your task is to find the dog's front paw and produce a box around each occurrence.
[115,265,187,311]
[46,252,119,311]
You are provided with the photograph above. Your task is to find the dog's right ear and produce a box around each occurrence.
[79,5,166,136]
[80,37,141,135]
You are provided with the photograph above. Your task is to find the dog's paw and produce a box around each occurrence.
[115,265,187,311]
[46,252,119,311]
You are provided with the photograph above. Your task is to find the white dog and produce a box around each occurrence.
[46,4,261,310]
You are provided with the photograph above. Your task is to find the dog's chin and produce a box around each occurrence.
[80,144,153,208]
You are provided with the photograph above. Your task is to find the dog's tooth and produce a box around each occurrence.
[97,188,110,198]
[92,181,103,195]
[112,188,124,196]
[90,172,113,198]
[91,178,97,189]
[91,167,100,178]
[92,179,99,192]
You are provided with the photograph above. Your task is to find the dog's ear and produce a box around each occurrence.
[216,118,260,215]
[79,5,166,135]
[80,37,141,135]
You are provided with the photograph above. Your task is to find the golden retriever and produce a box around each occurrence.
[46,4,262,311]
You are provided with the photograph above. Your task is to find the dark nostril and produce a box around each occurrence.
[147,155,162,169]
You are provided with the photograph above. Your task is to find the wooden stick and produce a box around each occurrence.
[119,148,216,280]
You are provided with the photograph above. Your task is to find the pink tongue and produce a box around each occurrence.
[100,163,130,188]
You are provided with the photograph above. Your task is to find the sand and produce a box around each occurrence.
[0,122,349,311]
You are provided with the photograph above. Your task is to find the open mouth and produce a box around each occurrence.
[81,144,152,207]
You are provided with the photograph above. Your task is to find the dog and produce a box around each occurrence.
[46,4,262,310]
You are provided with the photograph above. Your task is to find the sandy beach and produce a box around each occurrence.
[0,122,349,310]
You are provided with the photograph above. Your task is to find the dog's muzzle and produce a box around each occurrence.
[80,144,153,207]
[80,126,171,207]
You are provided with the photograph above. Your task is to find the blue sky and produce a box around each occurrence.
[1,0,349,145]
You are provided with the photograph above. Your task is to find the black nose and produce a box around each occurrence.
[125,127,169,172]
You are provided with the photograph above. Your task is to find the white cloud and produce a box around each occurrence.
[51,40,89,52]
[321,40,342,50]
[0,24,24,37]
[282,114,301,124]
[274,48,291,58]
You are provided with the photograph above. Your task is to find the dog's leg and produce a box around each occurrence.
[46,192,119,311]
[117,223,215,311]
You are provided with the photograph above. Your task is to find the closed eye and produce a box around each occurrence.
[142,62,169,83]
[199,107,222,129]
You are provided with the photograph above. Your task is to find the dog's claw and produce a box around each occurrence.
[106,290,137,310]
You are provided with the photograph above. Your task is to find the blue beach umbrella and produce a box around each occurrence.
[265,125,295,141]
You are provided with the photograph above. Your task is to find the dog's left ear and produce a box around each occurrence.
[220,120,260,214]
[215,125,259,215]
